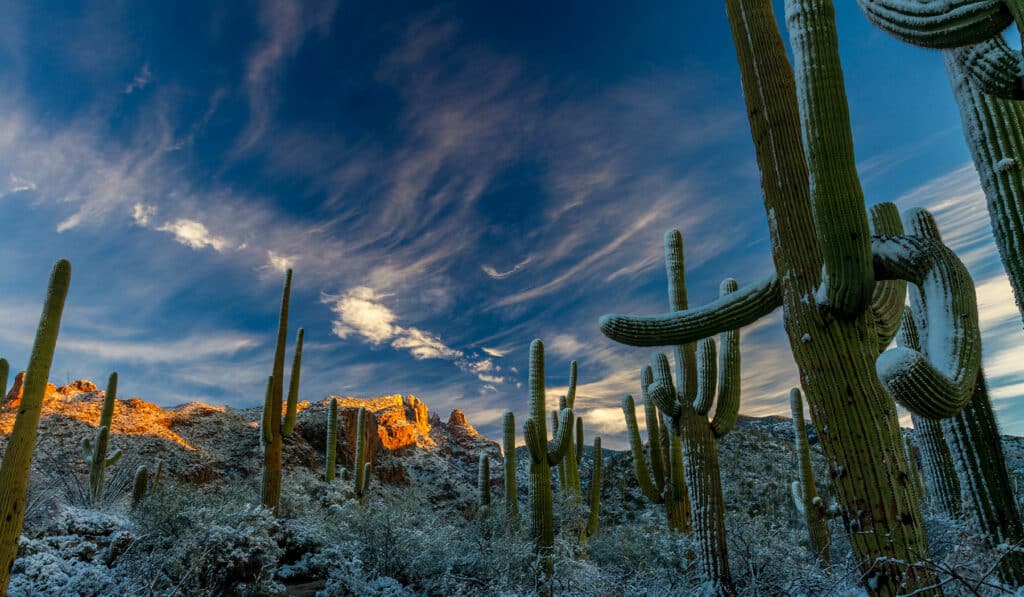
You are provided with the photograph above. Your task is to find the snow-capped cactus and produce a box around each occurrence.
[502,410,518,520]
[598,1,987,592]
[621,382,690,532]
[353,407,371,499]
[326,398,339,483]
[856,0,1014,49]
[0,259,71,595]
[789,388,839,565]
[867,202,908,352]
[259,269,304,515]
[81,372,123,504]
[477,453,490,511]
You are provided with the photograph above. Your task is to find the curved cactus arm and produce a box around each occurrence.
[523,418,545,465]
[692,338,717,417]
[622,394,663,503]
[788,0,875,317]
[647,353,682,419]
[710,279,742,438]
[855,0,1012,49]
[575,418,584,466]
[599,272,781,347]
[581,437,602,541]
[547,408,574,465]
[105,449,122,468]
[260,375,275,447]
[953,36,1024,100]
[872,234,981,419]
[641,367,667,492]
[0,358,7,399]
[100,372,118,431]
[282,327,303,437]
[868,203,908,352]
[565,361,577,409]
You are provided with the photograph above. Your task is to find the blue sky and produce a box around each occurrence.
[1,1,1022,447]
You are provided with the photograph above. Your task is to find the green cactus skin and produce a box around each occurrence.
[353,407,371,499]
[523,339,574,580]
[0,358,8,400]
[82,372,122,503]
[897,306,963,518]
[868,203,908,352]
[502,411,519,520]
[580,437,602,542]
[622,390,690,532]
[555,362,583,499]
[903,434,926,509]
[326,398,339,483]
[478,454,491,510]
[131,465,149,508]
[904,207,1024,584]
[260,269,304,515]
[789,388,833,565]
[0,259,71,595]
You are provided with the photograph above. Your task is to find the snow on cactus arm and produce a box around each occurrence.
[953,36,1024,100]
[855,0,1012,48]
[868,203,908,352]
[872,234,981,419]
[787,0,875,318]
[598,272,781,347]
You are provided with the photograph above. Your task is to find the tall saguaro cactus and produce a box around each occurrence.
[502,411,519,520]
[260,269,304,515]
[0,259,71,595]
[326,398,339,483]
[81,372,123,503]
[353,407,371,499]
[601,1,984,592]
[789,388,837,564]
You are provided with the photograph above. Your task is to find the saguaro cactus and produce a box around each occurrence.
[353,407,371,499]
[555,362,582,498]
[0,358,8,399]
[326,398,339,483]
[478,454,491,511]
[622,380,690,532]
[81,372,123,503]
[789,388,838,564]
[0,259,71,595]
[260,269,304,515]
[502,411,518,520]
[600,2,984,593]
[131,465,149,508]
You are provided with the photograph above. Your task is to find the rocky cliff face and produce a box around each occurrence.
[0,375,499,499]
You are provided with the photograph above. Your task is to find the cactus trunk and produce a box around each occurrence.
[326,398,338,482]
[478,454,491,510]
[354,407,369,498]
[502,411,519,521]
[0,259,71,595]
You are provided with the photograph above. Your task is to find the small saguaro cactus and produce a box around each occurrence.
[789,388,839,565]
[0,259,71,595]
[353,407,371,499]
[502,411,518,520]
[259,268,304,515]
[82,372,123,503]
[326,398,339,482]
[131,465,149,508]
[478,454,491,511]
[621,375,690,532]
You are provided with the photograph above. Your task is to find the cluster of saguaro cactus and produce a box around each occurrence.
[601,1,985,592]
[352,406,371,499]
[260,269,304,515]
[81,373,123,504]
[789,388,839,565]
[0,259,71,595]
[325,398,339,482]
[502,411,518,521]
[522,339,602,582]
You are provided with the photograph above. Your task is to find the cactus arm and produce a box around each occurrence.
[641,368,667,491]
[855,0,1012,48]
[868,203,908,352]
[81,437,93,460]
[622,394,663,503]
[547,408,573,465]
[565,361,577,409]
[478,454,491,509]
[647,352,682,419]
[100,372,117,431]
[502,411,518,518]
[0,358,7,399]
[105,449,122,468]
[552,408,567,489]
[261,375,275,446]
[282,327,303,437]
[575,418,584,465]
[663,229,699,402]
[790,388,832,564]
[710,279,742,438]
[0,259,71,594]
[872,234,981,419]
[953,37,1024,100]
[599,272,781,347]
[788,0,875,317]
[581,437,602,541]
[359,462,371,495]
[523,418,545,465]
[692,338,717,417]
[326,397,338,482]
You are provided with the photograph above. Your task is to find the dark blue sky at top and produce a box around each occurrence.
[1,0,1020,446]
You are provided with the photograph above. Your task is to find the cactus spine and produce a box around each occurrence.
[601,2,985,592]
[789,388,835,565]
[260,269,303,515]
[81,372,123,503]
[502,411,518,520]
[0,259,71,595]
[353,407,371,498]
[478,453,491,511]
[326,398,339,482]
